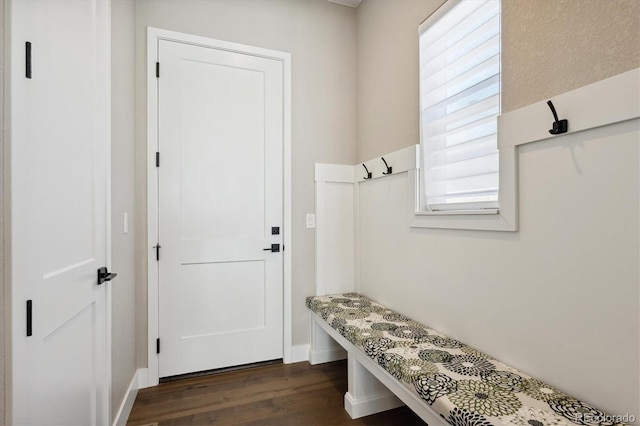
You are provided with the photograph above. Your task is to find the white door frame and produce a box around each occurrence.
[146,27,292,386]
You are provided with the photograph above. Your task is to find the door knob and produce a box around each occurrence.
[97,267,118,285]
[263,244,280,253]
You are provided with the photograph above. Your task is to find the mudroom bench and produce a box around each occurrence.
[307,293,619,425]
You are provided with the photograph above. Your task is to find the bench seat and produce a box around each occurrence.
[307,293,620,426]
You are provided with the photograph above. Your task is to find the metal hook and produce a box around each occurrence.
[362,164,372,180]
[547,100,568,135]
[381,157,392,175]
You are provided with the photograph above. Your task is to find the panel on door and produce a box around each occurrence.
[157,40,284,378]
[10,0,110,424]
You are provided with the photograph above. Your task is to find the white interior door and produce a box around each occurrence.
[157,39,284,378]
[10,1,111,424]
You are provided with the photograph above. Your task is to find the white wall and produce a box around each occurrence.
[357,120,639,415]
[111,0,137,417]
[0,0,5,422]
[134,0,357,362]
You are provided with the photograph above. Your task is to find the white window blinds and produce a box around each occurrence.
[419,0,501,211]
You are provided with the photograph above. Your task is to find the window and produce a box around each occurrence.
[419,0,501,212]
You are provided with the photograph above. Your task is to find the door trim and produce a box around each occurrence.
[145,27,292,386]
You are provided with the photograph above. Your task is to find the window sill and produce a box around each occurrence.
[415,209,499,216]
[408,146,518,232]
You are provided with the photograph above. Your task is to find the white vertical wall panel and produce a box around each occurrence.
[315,164,356,295]
[358,119,639,417]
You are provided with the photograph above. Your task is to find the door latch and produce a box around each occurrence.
[97,267,118,285]
[263,243,280,253]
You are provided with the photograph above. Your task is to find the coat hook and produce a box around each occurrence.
[547,100,568,135]
[362,164,372,180]
[381,157,392,175]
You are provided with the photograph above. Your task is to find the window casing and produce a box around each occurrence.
[419,0,501,212]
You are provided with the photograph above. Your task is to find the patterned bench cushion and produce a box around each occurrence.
[307,293,622,426]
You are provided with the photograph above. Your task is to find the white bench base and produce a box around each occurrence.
[345,355,404,418]
[309,316,347,364]
[310,311,447,423]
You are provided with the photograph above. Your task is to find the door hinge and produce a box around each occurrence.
[26,300,33,337]
[156,62,160,78]
[25,42,32,79]
[156,152,160,167]
[154,244,161,261]
[156,338,160,354]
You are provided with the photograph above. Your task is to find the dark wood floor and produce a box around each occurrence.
[127,360,426,425]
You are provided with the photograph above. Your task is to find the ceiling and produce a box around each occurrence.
[327,0,362,8]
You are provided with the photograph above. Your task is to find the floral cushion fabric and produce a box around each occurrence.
[306,293,623,426]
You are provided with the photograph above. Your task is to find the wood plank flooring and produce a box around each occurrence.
[127,360,426,425]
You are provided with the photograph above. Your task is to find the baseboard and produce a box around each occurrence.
[136,367,150,389]
[112,368,144,426]
[285,344,310,363]
[309,347,347,365]
[344,390,404,419]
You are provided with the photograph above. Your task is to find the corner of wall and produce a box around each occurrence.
[0,0,6,422]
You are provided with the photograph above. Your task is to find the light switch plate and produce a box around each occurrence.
[306,213,316,229]
[123,212,129,234]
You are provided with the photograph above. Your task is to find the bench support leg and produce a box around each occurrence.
[309,319,347,365]
[344,354,404,419]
